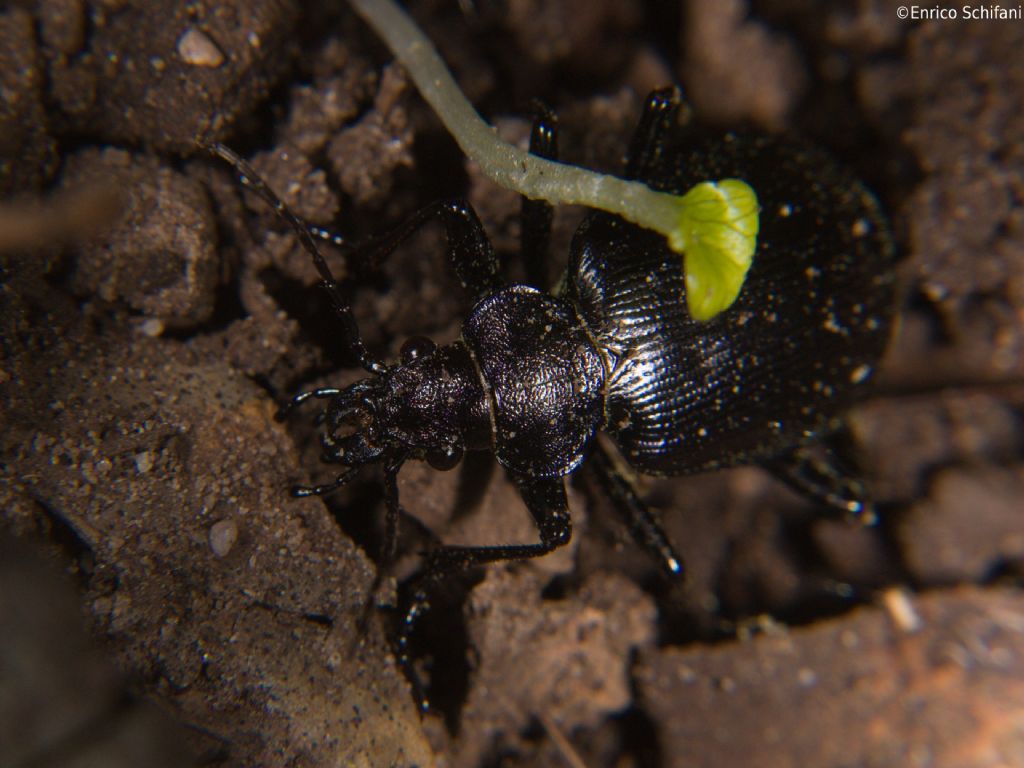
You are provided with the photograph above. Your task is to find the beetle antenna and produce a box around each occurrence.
[201,141,389,377]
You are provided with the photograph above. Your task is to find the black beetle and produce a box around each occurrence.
[209,86,895,708]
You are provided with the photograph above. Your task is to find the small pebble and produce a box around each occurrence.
[209,519,238,557]
[133,451,153,474]
[177,28,224,68]
[881,587,923,633]
[138,317,165,337]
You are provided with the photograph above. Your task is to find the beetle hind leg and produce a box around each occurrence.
[763,440,878,525]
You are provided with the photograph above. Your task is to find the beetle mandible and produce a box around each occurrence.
[210,86,896,709]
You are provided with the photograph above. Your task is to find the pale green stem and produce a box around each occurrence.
[347,0,689,247]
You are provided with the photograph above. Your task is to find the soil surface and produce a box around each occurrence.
[2,1,1024,767]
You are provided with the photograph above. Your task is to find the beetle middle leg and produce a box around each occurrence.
[625,85,684,182]
[521,101,558,290]
[588,439,685,578]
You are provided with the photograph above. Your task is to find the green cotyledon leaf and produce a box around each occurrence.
[669,178,760,321]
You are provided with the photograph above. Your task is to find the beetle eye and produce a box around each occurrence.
[400,336,437,364]
[427,444,463,471]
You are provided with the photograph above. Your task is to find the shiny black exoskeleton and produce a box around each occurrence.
[210,87,895,709]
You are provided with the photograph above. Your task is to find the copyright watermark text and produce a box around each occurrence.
[897,4,1022,19]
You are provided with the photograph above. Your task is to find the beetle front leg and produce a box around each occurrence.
[381,452,408,569]
[414,474,571,577]
[396,474,572,712]
[354,198,502,302]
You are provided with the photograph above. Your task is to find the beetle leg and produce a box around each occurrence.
[521,101,558,290]
[353,199,502,303]
[419,474,571,574]
[625,86,683,182]
[396,474,571,712]
[381,452,408,569]
[589,439,685,578]
[438,200,502,301]
[763,441,877,525]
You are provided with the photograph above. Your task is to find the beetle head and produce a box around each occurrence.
[317,336,485,473]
